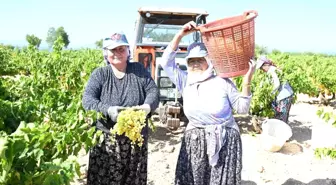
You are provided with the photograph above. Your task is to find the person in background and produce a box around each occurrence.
[256,55,294,123]
[140,54,151,73]
[160,21,256,185]
[82,31,159,185]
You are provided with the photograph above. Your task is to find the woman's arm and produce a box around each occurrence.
[268,66,281,93]
[227,60,256,114]
[160,44,188,92]
[241,59,257,96]
[143,70,160,112]
[160,21,200,92]
[82,68,110,115]
[226,79,252,114]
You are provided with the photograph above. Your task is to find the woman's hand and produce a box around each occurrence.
[177,21,198,37]
[243,59,257,85]
[107,106,126,122]
[132,104,151,115]
[170,21,198,51]
[241,59,256,96]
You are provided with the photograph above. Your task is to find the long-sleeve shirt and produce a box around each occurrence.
[82,62,160,133]
[159,45,252,166]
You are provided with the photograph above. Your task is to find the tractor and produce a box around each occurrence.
[131,7,208,129]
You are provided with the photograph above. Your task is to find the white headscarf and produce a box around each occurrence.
[185,42,215,85]
[187,56,215,85]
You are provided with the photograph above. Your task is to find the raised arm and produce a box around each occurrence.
[228,58,256,114]
[159,22,198,92]
[160,45,187,92]
[226,79,252,114]
[268,67,281,93]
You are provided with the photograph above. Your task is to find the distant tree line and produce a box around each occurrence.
[23,26,70,49]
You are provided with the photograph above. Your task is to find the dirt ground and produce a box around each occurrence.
[73,94,336,185]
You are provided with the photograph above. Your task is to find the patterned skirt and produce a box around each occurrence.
[175,127,243,185]
[272,95,294,123]
[87,132,148,185]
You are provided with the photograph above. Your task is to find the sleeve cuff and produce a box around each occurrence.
[240,93,252,99]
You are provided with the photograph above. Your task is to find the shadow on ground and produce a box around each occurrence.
[148,124,183,150]
[288,119,312,144]
[282,178,336,185]
[242,180,257,185]
[298,98,336,110]
[330,100,336,109]
[234,115,261,135]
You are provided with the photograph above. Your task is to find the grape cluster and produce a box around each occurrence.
[110,108,147,147]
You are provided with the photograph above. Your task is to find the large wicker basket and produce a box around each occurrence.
[198,10,258,78]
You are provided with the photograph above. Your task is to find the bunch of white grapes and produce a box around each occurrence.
[110,108,147,147]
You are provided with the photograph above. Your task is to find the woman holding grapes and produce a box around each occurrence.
[82,31,159,185]
[160,21,256,185]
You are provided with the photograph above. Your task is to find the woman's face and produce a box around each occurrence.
[106,46,129,65]
[187,57,209,74]
[261,64,271,72]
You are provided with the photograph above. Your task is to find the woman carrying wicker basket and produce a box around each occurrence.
[160,21,256,185]
[255,55,294,124]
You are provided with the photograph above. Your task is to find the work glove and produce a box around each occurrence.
[107,106,126,122]
[132,104,151,116]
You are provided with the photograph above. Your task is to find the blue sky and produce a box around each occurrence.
[1,0,335,53]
